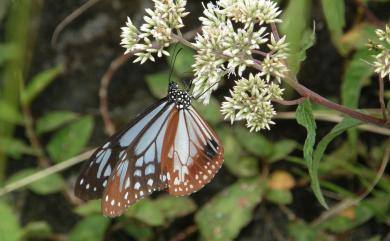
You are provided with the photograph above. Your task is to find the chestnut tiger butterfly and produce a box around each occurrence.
[75,81,224,217]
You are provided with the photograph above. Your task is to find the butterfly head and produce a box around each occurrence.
[168,82,192,110]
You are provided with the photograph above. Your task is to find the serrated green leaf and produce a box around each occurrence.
[0,201,22,241]
[21,64,64,105]
[35,111,79,134]
[296,100,328,208]
[68,215,109,241]
[0,100,23,124]
[7,168,64,195]
[192,97,222,125]
[74,200,101,216]
[266,189,293,205]
[154,195,196,220]
[195,178,264,241]
[47,116,93,163]
[281,0,312,73]
[321,0,346,54]
[268,140,297,162]
[234,127,272,158]
[0,137,36,159]
[126,199,165,226]
[167,44,195,74]
[22,221,52,239]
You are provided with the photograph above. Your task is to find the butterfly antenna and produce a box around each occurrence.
[193,80,223,100]
[168,45,183,84]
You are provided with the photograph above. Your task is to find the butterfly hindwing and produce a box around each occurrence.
[161,106,224,196]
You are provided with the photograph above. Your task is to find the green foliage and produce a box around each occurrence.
[74,200,101,216]
[296,100,328,208]
[195,177,264,241]
[265,189,293,205]
[281,0,313,74]
[234,127,272,158]
[68,215,109,241]
[321,0,346,54]
[0,201,22,241]
[126,196,196,226]
[47,116,94,163]
[35,111,79,134]
[145,71,174,98]
[288,222,319,241]
[22,221,52,240]
[0,137,36,159]
[341,49,373,151]
[21,64,64,105]
[123,222,154,241]
[0,100,23,124]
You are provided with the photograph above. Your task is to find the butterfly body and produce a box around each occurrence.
[75,83,223,217]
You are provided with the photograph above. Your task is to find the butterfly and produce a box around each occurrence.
[75,82,224,217]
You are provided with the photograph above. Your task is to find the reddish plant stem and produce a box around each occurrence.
[273,97,306,106]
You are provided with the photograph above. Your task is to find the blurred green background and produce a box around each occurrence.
[0,0,390,241]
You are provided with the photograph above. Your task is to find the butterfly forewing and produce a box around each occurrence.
[75,99,169,201]
[161,107,224,196]
[102,102,175,217]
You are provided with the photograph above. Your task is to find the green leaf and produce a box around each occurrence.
[219,130,243,177]
[154,195,196,220]
[0,201,22,241]
[0,137,36,159]
[266,189,293,205]
[195,178,264,241]
[268,140,297,162]
[22,221,52,239]
[0,43,18,65]
[68,215,109,241]
[126,199,165,226]
[167,43,195,74]
[281,0,312,74]
[0,100,23,124]
[35,111,79,134]
[296,100,328,208]
[123,222,153,241]
[47,116,94,163]
[321,0,346,54]
[21,64,64,105]
[145,71,171,99]
[312,118,360,207]
[7,168,64,195]
[74,200,101,216]
[192,97,222,125]
[341,49,373,153]
[288,222,318,241]
[234,127,272,158]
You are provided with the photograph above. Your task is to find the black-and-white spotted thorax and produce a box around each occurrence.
[168,82,192,110]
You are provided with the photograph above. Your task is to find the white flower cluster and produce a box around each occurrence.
[371,25,390,80]
[192,0,287,104]
[221,73,284,131]
[120,0,188,63]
